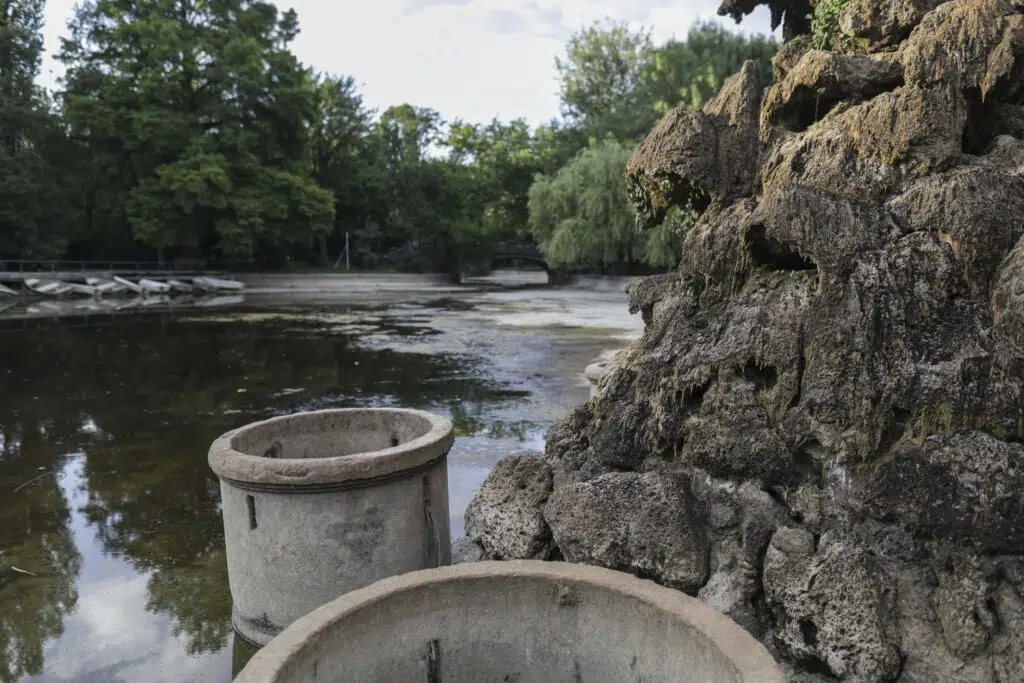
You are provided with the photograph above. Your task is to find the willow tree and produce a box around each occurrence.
[527,138,691,269]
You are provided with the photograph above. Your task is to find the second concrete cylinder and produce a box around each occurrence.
[208,407,454,646]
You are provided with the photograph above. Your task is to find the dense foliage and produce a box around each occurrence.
[0,0,71,259]
[811,0,852,50]
[0,3,777,271]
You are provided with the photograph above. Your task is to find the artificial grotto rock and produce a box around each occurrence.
[463,452,555,560]
[467,0,1024,680]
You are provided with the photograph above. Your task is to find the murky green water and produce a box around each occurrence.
[0,278,639,683]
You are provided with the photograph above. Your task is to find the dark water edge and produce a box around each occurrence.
[0,284,637,683]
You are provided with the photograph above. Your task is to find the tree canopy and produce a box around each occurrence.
[0,0,71,259]
[57,0,334,264]
[0,5,778,272]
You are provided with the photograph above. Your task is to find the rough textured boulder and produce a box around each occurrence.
[463,452,555,560]
[626,61,763,228]
[763,528,902,681]
[544,471,710,592]
[466,0,1024,680]
[839,0,948,50]
[450,537,485,564]
[993,235,1024,351]
[761,50,906,134]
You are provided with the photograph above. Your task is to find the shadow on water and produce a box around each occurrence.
[231,633,261,678]
[0,307,538,682]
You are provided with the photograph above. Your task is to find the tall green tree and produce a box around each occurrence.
[308,73,375,263]
[0,2,779,273]
[528,138,638,268]
[376,103,441,168]
[58,0,334,264]
[530,20,778,271]
[0,0,72,260]
[643,21,778,114]
[530,119,587,175]
[0,0,42,152]
[444,117,546,243]
[366,103,443,268]
[553,19,778,146]
[528,138,694,269]
[555,18,657,143]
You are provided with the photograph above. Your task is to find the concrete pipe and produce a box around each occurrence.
[234,560,785,683]
[584,360,609,397]
[584,349,622,398]
[208,408,454,647]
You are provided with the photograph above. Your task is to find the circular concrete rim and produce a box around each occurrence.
[234,560,785,683]
[208,408,454,487]
[584,360,609,382]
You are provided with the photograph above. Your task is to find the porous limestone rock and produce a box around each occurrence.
[763,528,902,681]
[463,452,555,560]
[626,61,763,228]
[450,537,485,564]
[543,471,710,592]
[467,0,1024,679]
[760,50,906,135]
[993,236,1024,352]
[839,0,947,50]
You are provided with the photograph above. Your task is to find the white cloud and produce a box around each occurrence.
[39,568,228,682]
[27,457,230,682]
[39,0,777,126]
[645,1,776,43]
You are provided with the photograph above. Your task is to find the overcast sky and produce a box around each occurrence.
[39,0,776,127]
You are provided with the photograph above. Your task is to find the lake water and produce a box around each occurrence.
[0,272,641,683]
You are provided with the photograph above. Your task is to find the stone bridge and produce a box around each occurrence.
[450,242,573,285]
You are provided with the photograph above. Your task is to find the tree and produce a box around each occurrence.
[0,0,73,260]
[643,21,779,114]
[528,138,695,270]
[528,138,634,268]
[444,117,548,244]
[529,20,778,271]
[364,104,444,269]
[308,73,374,264]
[0,2,776,273]
[555,18,657,143]
[529,118,587,175]
[0,0,43,152]
[553,19,779,147]
[58,0,334,264]
[376,104,441,168]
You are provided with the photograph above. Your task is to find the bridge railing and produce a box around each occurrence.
[0,259,209,273]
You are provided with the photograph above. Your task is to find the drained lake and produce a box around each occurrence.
[0,272,641,683]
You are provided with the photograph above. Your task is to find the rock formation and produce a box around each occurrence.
[465,1,1024,680]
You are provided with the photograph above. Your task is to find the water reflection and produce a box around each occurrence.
[0,303,569,682]
[447,400,535,439]
[80,425,232,656]
[0,294,247,325]
[0,425,82,683]
[145,549,231,655]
